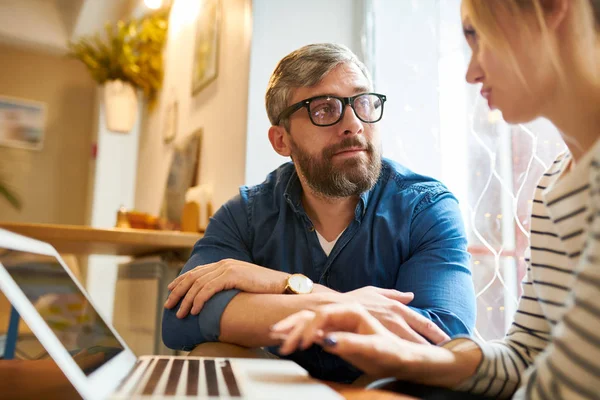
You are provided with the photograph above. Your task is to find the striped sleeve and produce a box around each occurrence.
[513,161,600,399]
[444,156,570,399]
[448,257,553,399]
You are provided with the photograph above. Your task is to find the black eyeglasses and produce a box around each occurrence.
[275,92,387,127]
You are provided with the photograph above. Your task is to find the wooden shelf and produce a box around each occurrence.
[0,223,202,257]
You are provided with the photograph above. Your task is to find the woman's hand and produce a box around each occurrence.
[271,303,483,385]
[270,303,418,378]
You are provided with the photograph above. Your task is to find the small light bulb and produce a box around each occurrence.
[144,0,162,9]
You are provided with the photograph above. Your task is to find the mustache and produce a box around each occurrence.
[323,137,372,158]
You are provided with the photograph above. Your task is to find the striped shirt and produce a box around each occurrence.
[448,144,600,399]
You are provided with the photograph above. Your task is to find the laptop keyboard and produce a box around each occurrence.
[113,356,242,398]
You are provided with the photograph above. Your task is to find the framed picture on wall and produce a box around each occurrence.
[162,129,203,226]
[191,0,221,95]
[0,96,46,151]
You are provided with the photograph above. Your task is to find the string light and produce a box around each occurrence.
[487,110,502,123]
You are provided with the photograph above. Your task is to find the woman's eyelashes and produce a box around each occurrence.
[463,26,478,41]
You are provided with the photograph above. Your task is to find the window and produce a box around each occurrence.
[369,0,565,339]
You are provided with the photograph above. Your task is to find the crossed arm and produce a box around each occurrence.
[161,196,474,351]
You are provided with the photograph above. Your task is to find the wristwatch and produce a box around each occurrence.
[284,273,314,294]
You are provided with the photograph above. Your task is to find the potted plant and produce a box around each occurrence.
[68,9,170,133]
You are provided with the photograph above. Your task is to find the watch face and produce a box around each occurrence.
[289,274,313,294]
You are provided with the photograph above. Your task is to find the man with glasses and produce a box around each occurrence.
[162,43,476,383]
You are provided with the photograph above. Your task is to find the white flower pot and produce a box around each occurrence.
[103,80,138,133]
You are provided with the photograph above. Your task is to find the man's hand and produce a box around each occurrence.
[341,286,450,344]
[164,259,290,318]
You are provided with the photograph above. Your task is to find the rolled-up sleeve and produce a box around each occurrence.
[396,193,476,336]
[162,193,252,350]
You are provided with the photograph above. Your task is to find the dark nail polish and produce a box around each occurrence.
[322,336,337,347]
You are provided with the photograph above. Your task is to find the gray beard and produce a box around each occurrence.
[289,136,382,198]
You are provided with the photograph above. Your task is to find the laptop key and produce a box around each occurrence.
[187,359,200,396]
[204,359,219,397]
[165,359,184,395]
[221,360,241,397]
[142,358,169,395]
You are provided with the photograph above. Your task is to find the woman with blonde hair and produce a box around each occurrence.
[271,0,600,398]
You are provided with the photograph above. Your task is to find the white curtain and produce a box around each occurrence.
[369,0,565,339]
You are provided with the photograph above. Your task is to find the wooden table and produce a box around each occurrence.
[328,382,417,399]
[0,222,202,257]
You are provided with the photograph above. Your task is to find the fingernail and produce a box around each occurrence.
[278,346,290,356]
[322,336,337,347]
[270,323,282,331]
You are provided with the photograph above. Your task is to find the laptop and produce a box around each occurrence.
[0,229,343,400]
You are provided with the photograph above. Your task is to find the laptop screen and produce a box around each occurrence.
[0,249,124,375]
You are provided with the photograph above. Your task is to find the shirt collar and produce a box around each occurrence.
[283,169,304,214]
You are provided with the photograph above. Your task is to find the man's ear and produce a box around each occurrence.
[268,125,292,157]
[544,0,570,31]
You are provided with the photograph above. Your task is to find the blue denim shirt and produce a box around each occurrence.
[163,158,476,382]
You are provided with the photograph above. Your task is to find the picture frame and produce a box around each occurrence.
[191,0,221,95]
[162,128,203,226]
[0,96,46,151]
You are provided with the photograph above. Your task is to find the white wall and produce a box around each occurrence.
[244,0,364,186]
[80,0,144,322]
[86,97,142,322]
[0,0,68,53]
[0,0,130,55]
[135,0,252,213]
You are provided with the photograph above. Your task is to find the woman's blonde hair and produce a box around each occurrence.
[463,0,599,86]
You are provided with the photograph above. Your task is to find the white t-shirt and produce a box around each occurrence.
[315,230,344,256]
